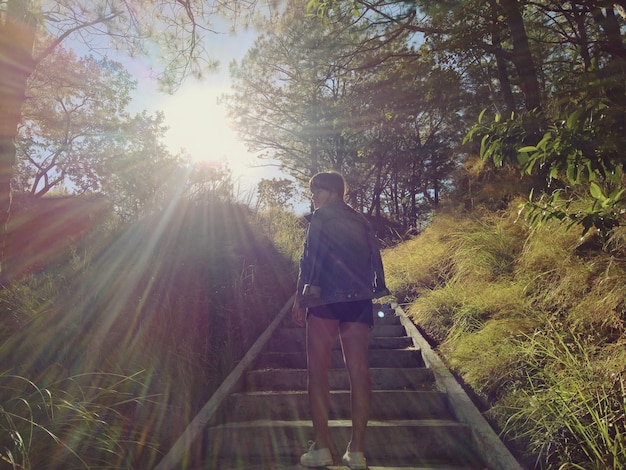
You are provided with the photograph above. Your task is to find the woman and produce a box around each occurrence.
[293,172,389,469]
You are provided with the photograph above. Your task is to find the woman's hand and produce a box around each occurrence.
[292,300,306,327]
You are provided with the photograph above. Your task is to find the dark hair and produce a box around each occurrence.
[309,172,346,199]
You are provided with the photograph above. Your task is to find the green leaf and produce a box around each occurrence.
[478,108,487,124]
[536,132,552,150]
[608,188,625,201]
[549,166,559,180]
[565,109,584,129]
[480,134,489,159]
[566,164,578,184]
[518,146,538,153]
[523,157,537,175]
[517,152,529,166]
[589,182,605,200]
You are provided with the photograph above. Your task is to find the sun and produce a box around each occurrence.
[154,80,276,194]
[157,82,243,162]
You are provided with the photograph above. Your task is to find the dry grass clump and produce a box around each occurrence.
[449,211,526,283]
[499,323,626,468]
[407,284,463,343]
[410,280,531,346]
[444,317,537,400]
[256,206,305,268]
[384,206,526,301]
[383,215,460,300]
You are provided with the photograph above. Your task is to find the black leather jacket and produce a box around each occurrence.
[297,202,390,308]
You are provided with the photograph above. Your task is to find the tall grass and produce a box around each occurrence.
[0,370,160,469]
[501,323,626,469]
[383,199,626,469]
[255,206,306,268]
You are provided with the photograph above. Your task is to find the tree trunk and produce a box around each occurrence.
[372,155,384,218]
[497,0,542,110]
[0,0,37,281]
[489,0,516,111]
[591,5,626,106]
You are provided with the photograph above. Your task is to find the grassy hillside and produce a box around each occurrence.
[382,165,626,469]
[0,197,296,468]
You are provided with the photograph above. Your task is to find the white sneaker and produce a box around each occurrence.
[342,448,367,469]
[300,441,333,467]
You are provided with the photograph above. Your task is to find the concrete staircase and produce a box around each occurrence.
[198,304,489,469]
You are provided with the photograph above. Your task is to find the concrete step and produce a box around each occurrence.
[266,330,414,352]
[270,323,406,342]
[153,300,510,470]
[243,367,436,392]
[197,463,481,470]
[279,309,402,329]
[209,390,454,424]
[374,324,408,337]
[372,313,404,326]
[203,419,484,467]
[255,348,425,369]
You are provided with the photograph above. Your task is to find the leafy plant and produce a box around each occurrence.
[464,99,626,242]
[521,184,624,241]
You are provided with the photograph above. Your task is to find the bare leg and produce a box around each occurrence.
[306,314,339,450]
[339,321,371,452]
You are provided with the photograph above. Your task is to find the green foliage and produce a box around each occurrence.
[463,109,539,170]
[521,184,624,242]
[382,215,460,301]
[255,206,305,269]
[446,317,535,401]
[465,95,626,243]
[257,178,297,211]
[16,47,187,218]
[227,1,464,227]
[17,48,135,195]
[305,0,361,17]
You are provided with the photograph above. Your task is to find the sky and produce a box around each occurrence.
[126,26,287,202]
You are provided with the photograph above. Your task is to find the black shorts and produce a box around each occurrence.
[308,299,373,326]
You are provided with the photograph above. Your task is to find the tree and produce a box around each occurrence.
[184,161,235,203]
[257,177,297,210]
[0,0,254,278]
[307,0,626,239]
[307,0,542,111]
[226,7,361,192]
[228,1,467,226]
[462,1,626,242]
[101,111,186,221]
[15,48,135,196]
[344,49,465,225]
[12,45,187,222]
